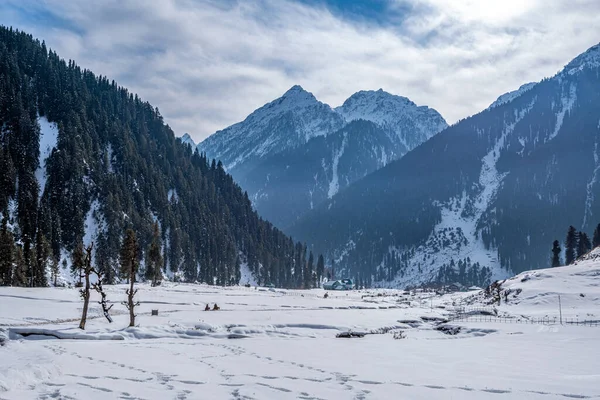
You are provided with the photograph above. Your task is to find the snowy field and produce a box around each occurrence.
[2,257,600,399]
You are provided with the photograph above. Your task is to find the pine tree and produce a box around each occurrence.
[331,259,335,280]
[305,251,314,288]
[120,229,138,284]
[551,240,561,268]
[316,254,324,286]
[120,229,139,327]
[34,229,51,287]
[50,256,59,286]
[0,218,15,285]
[12,246,28,287]
[593,223,600,249]
[565,226,577,265]
[146,222,163,286]
[577,232,592,258]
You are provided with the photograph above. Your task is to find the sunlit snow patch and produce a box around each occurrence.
[35,116,59,199]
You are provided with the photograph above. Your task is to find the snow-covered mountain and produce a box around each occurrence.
[290,42,600,289]
[335,89,447,150]
[197,87,447,228]
[197,85,345,178]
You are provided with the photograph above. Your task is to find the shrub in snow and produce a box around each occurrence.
[336,331,365,338]
[392,331,407,340]
[435,324,461,335]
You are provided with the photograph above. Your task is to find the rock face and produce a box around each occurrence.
[289,42,600,288]
[197,87,447,228]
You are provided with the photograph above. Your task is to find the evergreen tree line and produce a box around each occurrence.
[0,26,323,288]
[550,223,600,267]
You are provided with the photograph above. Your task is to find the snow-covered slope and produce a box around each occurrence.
[465,247,600,319]
[335,89,447,149]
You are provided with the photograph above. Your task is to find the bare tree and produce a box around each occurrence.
[78,244,94,330]
[79,243,114,329]
[123,259,139,327]
[93,269,113,323]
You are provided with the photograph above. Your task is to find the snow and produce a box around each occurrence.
[167,188,179,203]
[34,116,59,199]
[106,143,115,173]
[548,82,576,142]
[83,200,103,248]
[6,198,17,233]
[238,262,257,286]
[1,267,600,399]
[327,133,348,198]
[464,247,600,319]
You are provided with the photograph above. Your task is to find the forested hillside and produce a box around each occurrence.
[0,27,320,288]
[290,43,600,288]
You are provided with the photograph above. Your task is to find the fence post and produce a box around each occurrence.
[558,295,562,325]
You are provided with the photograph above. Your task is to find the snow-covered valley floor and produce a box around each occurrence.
[2,262,600,400]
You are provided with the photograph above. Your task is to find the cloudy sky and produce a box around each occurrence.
[1,0,599,142]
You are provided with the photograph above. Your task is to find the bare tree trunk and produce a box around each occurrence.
[78,244,94,330]
[93,271,113,323]
[128,267,135,327]
[126,257,138,327]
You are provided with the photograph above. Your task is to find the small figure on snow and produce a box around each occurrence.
[204,304,210,311]
[324,292,329,299]
[212,303,220,311]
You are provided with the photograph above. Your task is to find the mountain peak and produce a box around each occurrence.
[180,132,196,147]
[334,89,447,145]
[563,42,600,75]
[279,85,318,105]
[284,84,306,95]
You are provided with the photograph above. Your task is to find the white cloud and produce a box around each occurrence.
[1,0,599,142]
